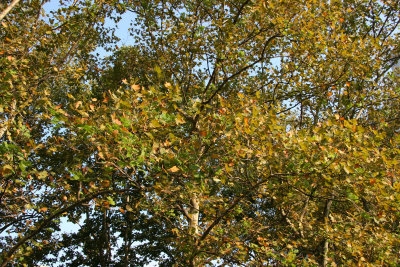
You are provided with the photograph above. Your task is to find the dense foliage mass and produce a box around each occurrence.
[1,0,400,266]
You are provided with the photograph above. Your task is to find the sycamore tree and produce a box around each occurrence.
[1,0,400,266]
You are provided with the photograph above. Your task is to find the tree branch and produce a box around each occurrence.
[0,0,21,22]
[232,0,252,24]
[203,34,282,105]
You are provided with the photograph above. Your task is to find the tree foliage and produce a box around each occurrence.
[1,0,400,266]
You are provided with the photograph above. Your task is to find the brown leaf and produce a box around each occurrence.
[101,180,111,187]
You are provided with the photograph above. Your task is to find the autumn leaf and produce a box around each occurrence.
[111,113,122,125]
[167,166,180,172]
[39,207,48,212]
[150,119,162,128]
[74,101,82,109]
[131,84,141,91]
[176,113,186,124]
[244,117,249,127]
[101,180,111,187]
[125,205,133,212]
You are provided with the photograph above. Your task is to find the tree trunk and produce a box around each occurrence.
[189,195,199,235]
[187,194,200,266]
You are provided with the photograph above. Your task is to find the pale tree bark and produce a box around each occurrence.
[189,194,199,235]
[183,194,199,267]
[0,0,21,22]
[298,197,310,238]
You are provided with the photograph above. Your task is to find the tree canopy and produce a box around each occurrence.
[1,0,400,266]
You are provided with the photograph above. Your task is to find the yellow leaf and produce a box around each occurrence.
[343,165,352,174]
[176,113,185,124]
[125,205,133,212]
[244,117,249,127]
[38,171,48,180]
[150,119,162,128]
